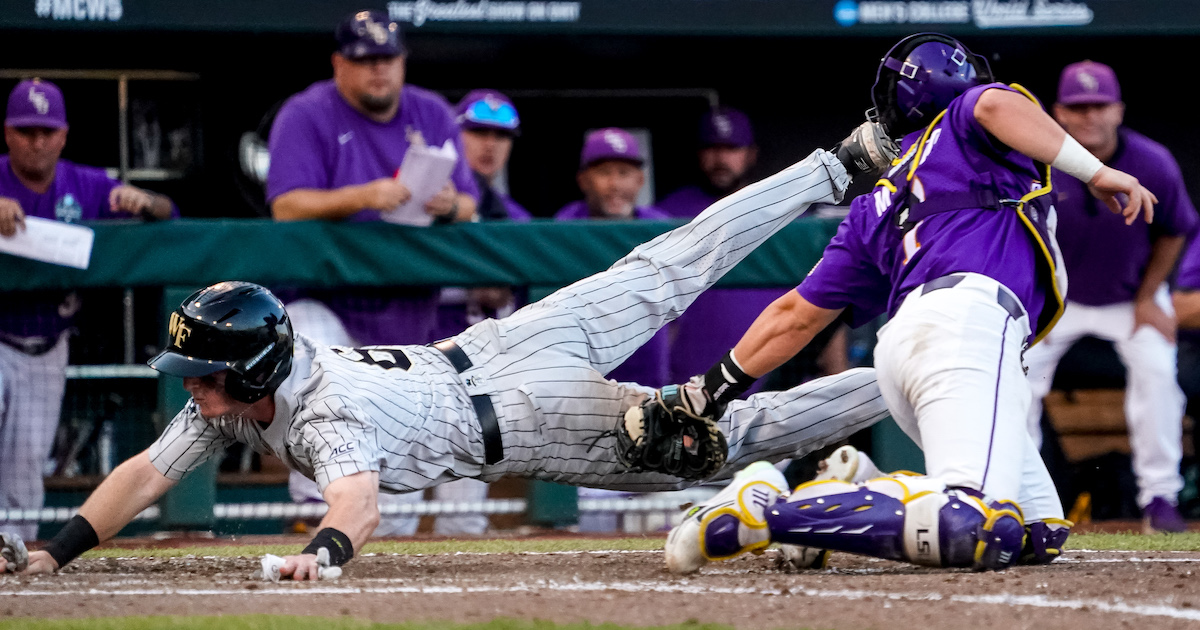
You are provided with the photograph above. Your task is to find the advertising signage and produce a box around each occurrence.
[8,0,1199,36]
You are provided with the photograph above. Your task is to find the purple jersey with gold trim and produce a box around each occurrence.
[798,84,1061,342]
[1053,128,1196,306]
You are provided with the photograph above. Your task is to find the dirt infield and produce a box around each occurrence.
[3,540,1200,629]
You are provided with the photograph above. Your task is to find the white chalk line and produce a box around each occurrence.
[2,579,1198,621]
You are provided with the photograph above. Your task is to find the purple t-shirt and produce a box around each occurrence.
[798,84,1049,340]
[267,80,479,219]
[657,185,717,218]
[1053,128,1197,306]
[0,157,123,341]
[553,200,669,221]
[554,200,670,386]
[266,80,480,346]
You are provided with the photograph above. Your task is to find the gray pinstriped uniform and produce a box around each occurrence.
[148,150,890,495]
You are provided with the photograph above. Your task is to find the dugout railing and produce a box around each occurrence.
[1,217,919,536]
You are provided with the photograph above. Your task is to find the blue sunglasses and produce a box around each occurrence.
[461,99,520,131]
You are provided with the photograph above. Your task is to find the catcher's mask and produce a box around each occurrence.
[149,281,294,404]
[870,32,993,137]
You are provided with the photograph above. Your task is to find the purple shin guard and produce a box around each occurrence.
[766,485,908,562]
[764,479,1026,570]
[1019,519,1072,565]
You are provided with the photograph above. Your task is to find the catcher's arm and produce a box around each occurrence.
[21,449,176,574]
[732,290,843,378]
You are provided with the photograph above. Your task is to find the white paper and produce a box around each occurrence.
[383,139,459,226]
[0,216,94,269]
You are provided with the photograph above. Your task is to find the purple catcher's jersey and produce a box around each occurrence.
[798,83,1066,343]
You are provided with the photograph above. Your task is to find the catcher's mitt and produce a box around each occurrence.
[615,384,728,480]
[1,532,28,573]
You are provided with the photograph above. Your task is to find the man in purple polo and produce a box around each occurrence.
[555,127,671,531]
[656,108,846,390]
[1023,61,1195,533]
[664,34,1157,573]
[266,10,480,535]
[1,78,178,539]
[554,128,670,388]
[657,107,757,219]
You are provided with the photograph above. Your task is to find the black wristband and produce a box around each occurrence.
[701,350,757,407]
[42,514,99,569]
[302,527,354,566]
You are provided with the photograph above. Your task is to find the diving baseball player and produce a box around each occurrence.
[2,126,898,578]
[662,33,1157,574]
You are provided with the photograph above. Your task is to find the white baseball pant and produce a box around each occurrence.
[873,273,1064,523]
[0,334,70,541]
[1024,285,1185,508]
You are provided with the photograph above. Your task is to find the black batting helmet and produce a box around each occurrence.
[148,281,293,404]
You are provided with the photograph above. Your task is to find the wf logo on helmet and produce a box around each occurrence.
[168,312,192,348]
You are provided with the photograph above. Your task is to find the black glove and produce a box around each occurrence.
[615,382,728,480]
[614,351,756,480]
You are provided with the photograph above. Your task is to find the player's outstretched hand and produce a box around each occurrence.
[1088,166,1157,226]
[278,553,323,581]
[22,550,59,575]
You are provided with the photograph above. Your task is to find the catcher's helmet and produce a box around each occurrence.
[871,33,993,137]
[148,281,293,404]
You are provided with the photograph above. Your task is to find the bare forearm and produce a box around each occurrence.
[1137,235,1185,303]
[78,451,175,541]
[272,188,367,221]
[974,88,1068,165]
[731,291,843,378]
[1174,291,1200,329]
[145,192,175,220]
[319,472,381,552]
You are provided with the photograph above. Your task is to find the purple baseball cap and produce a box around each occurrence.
[335,10,405,59]
[699,107,754,148]
[580,128,643,169]
[5,79,67,129]
[1058,60,1121,106]
[456,89,520,135]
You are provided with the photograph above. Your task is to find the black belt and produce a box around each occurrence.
[921,275,1026,322]
[431,339,504,466]
[0,331,58,356]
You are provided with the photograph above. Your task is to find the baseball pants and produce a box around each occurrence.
[447,151,889,490]
[1024,286,1185,508]
[0,335,70,541]
[873,273,1064,523]
[287,298,489,536]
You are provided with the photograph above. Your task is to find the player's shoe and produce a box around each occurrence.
[1019,518,1072,565]
[665,461,787,574]
[1143,497,1187,534]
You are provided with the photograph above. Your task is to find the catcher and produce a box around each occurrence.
[2,124,897,579]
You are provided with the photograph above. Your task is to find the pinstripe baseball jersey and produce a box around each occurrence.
[149,149,892,496]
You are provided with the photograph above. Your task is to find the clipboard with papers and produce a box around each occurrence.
[0,216,94,269]
[382,139,459,226]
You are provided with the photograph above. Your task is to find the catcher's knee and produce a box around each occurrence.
[765,476,1026,570]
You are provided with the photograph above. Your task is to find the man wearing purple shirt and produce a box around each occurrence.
[554,128,670,388]
[266,10,480,535]
[1024,62,1195,533]
[664,34,1157,574]
[554,127,672,531]
[0,79,177,539]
